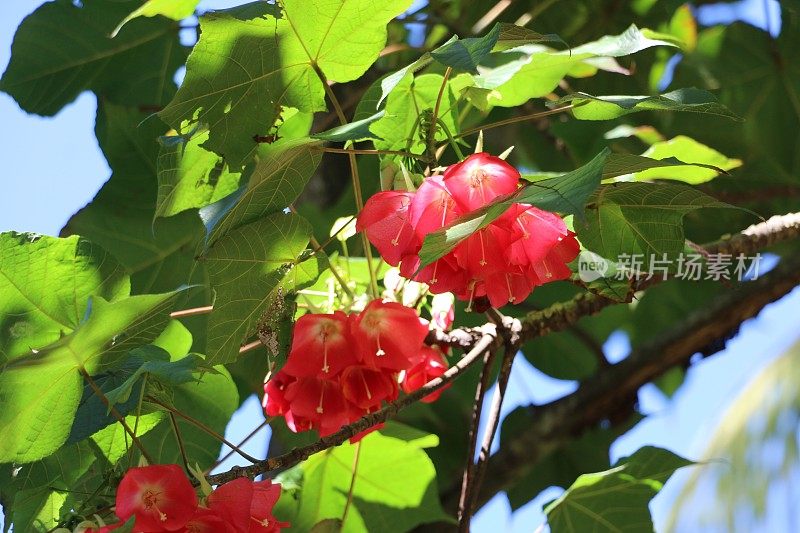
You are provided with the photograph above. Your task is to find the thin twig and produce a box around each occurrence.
[78,367,155,464]
[169,411,190,472]
[316,146,428,161]
[429,67,453,161]
[170,305,213,318]
[457,347,498,526]
[455,105,575,140]
[206,327,499,485]
[341,440,362,527]
[210,418,272,473]
[146,396,262,464]
[314,63,380,299]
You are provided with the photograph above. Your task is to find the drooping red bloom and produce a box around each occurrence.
[284,377,351,437]
[442,152,520,211]
[208,477,288,533]
[352,299,429,371]
[408,175,463,237]
[179,508,227,533]
[340,365,399,410]
[358,152,580,309]
[280,311,356,378]
[262,303,447,440]
[115,464,198,532]
[355,191,418,266]
[402,346,450,403]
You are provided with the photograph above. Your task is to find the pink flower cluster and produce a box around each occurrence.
[357,152,580,308]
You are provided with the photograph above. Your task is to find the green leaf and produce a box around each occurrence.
[104,346,200,407]
[113,0,201,36]
[556,88,741,120]
[0,361,81,464]
[417,149,610,267]
[159,0,412,166]
[283,430,449,532]
[544,446,694,532]
[155,130,242,219]
[140,365,238,469]
[204,139,323,246]
[465,25,675,109]
[0,0,186,116]
[576,182,736,263]
[0,289,181,463]
[430,23,501,74]
[62,103,207,296]
[312,111,385,143]
[310,519,343,533]
[599,152,726,181]
[0,233,129,363]
[204,213,320,365]
[0,442,98,533]
[91,412,163,465]
[633,135,742,184]
[370,73,459,154]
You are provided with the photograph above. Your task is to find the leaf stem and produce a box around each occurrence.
[429,67,453,160]
[170,305,214,318]
[341,440,362,527]
[455,104,575,140]
[209,418,272,473]
[316,146,428,160]
[315,63,380,299]
[146,395,262,464]
[169,411,191,473]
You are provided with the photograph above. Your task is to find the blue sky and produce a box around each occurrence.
[0,1,795,532]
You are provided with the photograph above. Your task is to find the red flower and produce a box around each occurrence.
[208,478,288,533]
[340,365,399,410]
[179,508,227,533]
[284,377,351,437]
[356,191,418,266]
[280,311,357,378]
[408,175,463,237]
[352,299,429,371]
[402,346,450,403]
[262,370,295,417]
[442,152,519,211]
[115,464,198,532]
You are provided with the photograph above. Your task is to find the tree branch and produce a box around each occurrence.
[468,250,800,510]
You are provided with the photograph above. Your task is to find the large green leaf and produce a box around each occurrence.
[576,182,736,263]
[417,149,610,267]
[204,139,322,245]
[0,442,99,533]
[203,213,321,365]
[633,135,742,184]
[544,446,694,532]
[159,0,412,166]
[0,290,180,463]
[63,103,207,296]
[465,25,675,109]
[113,0,201,36]
[556,88,741,120]
[276,427,449,532]
[0,0,186,116]
[0,233,128,363]
[155,129,242,219]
